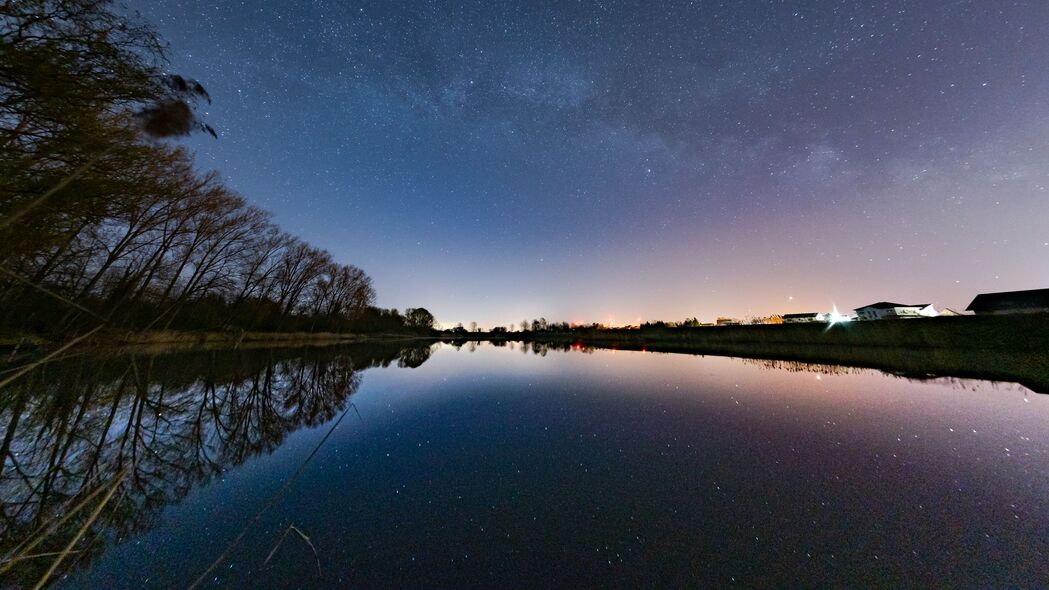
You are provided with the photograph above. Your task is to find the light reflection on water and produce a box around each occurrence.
[1,342,1045,588]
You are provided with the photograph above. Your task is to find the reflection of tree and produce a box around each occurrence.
[738,357,1021,392]
[739,358,869,376]
[436,339,591,356]
[0,342,430,587]
[397,344,434,369]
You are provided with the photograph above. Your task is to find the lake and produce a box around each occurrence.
[2,341,1047,588]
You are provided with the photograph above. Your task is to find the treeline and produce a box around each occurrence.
[0,1,421,336]
[445,316,759,334]
[444,319,609,335]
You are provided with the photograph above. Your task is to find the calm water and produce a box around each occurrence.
[2,342,1047,588]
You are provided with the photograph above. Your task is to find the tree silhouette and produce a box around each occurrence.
[404,307,436,330]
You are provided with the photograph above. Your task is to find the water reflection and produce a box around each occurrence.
[444,337,1049,393]
[0,343,433,588]
[2,341,1047,588]
[736,357,1035,393]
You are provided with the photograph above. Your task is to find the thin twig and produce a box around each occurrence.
[6,337,25,363]
[0,350,87,376]
[0,467,110,574]
[0,266,109,323]
[186,403,357,590]
[31,468,127,590]
[263,524,322,578]
[0,146,114,231]
[289,526,322,578]
[0,550,82,566]
[54,487,130,584]
[262,527,294,566]
[0,325,104,390]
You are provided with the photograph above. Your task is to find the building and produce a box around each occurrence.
[853,302,938,320]
[965,288,1049,315]
[938,308,967,316]
[716,317,741,326]
[782,312,827,323]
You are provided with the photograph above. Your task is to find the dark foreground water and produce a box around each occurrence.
[2,341,1047,588]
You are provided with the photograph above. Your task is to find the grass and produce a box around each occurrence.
[0,325,104,389]
[186,402,358,589]
[506,314,1049,351]
[0,469,127,589]
[28,469,126,590]
[264,524,322,579]
[454,314,1049,393]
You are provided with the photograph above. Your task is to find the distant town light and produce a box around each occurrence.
[827,305,852,325]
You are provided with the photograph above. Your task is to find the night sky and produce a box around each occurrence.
[131,1,1049,327]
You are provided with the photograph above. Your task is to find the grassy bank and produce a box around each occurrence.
[456,314,1049,393]
[575,339,1048,394]
[6,315,1048,392]
[0,328,432,354]
[508,314,1049,351]
[116,329,365,346]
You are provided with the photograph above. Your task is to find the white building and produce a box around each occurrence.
[853,302,938,320]
[782,312,828,323]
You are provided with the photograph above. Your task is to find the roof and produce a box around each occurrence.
[854,301,930,311]
[965,288,1049,312]
[782,312,820,318]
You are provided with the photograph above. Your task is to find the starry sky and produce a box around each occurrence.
[131,0,1049,327]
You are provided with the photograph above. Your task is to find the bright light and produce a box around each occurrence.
[827,304,852,325]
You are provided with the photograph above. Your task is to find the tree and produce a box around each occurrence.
[1,0,166,149]
[271,240,331,315]
[1,1,213,239]
[404,307,435,331]
[0,0,381,338]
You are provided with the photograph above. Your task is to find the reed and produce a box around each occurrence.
[0,484,109,576]
[0,469,126,588]
[0,326,104,390]
[264,524,322,578]
[29,469,126,589]
[186,403,357,589]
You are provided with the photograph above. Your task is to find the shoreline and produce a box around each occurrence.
[486,314,1049,351]
[0,329,433,355]
[4,314,1047,392]
[448,314,1049,393]
[6,313,1046,351]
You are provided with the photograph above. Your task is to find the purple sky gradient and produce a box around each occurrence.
[134,0,1049,326]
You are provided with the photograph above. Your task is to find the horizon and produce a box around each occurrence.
[133,0,1049,325]
[431,294,1026,331]
[4,2,1049,586]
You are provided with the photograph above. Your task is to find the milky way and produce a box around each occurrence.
[132,1,1049,326]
